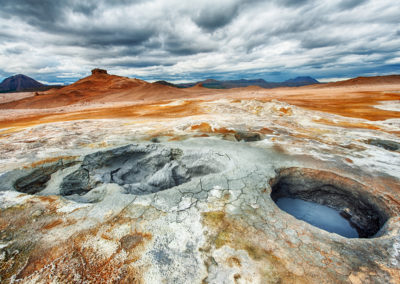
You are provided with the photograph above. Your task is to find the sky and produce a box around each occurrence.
[0,0,399,85]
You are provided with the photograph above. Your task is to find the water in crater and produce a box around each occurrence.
[275,197,359,238]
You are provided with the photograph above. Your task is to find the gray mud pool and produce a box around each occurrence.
[275,197,359,238]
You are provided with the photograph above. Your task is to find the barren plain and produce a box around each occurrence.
[0,70,399,283]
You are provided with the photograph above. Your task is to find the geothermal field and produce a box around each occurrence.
[0,69,399,283]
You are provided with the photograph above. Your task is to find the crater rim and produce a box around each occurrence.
[269,167,391,239]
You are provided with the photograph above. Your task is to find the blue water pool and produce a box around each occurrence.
[275,197,359,238]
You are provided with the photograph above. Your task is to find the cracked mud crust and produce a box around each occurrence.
[0,97,400,283]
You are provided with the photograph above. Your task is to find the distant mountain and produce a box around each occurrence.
[324,75,400,87]
[0,74,45,92]
[156,75,400,89]
[153,80,179,88]
[282,76,320,87]
[166,76,320,89]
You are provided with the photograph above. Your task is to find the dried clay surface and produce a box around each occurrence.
[0,72,399,283]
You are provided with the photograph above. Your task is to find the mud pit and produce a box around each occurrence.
[275,197,360,238]
[270,167,390,238]
[61,144,226,196]
[14,160,78,194]
[9,144,228,198]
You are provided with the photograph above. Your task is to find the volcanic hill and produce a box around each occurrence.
[0,69,197,109]
[0,74,44,92]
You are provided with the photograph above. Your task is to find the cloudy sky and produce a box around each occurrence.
[0,0,399,84]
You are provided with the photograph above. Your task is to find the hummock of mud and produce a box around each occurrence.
[60,144,226,196]
[3,144,228,199]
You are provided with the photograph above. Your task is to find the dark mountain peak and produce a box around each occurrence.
[154,76,319,89]
[229,78,267,84]
[284,76,319,84]
[0,74,44,92]
[153,80,178,88]
[9,74,30,80]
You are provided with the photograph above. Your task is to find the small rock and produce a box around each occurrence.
[120,234,143,251]
[31,209,43,218]
[367,139,400,151]
[234,131,261,142]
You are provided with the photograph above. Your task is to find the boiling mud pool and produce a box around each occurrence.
[275,197,359,238]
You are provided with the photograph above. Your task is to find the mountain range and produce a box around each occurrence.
[0,73,319,93]
[2,72,400,96]
[155,76,320,89]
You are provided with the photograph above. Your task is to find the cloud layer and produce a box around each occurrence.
[0,0,399,83]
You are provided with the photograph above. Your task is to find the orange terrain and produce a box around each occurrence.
[0,71,399,129]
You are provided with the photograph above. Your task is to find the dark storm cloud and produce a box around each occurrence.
[0,31,15,40]
[0,0,63,25]
[0,0,398,83]
[165,44,213,56]
[270,16,322,36]
[71,2,98,15]
[193,4,240,31]
[301,37,343,49]
[186,0,262,31]
[3,47,24,55]
[84,29,155,47]
[277,0,310,7]
[0,0,140,21]
[0,0,157,47]
[338,0,369,10]
[163,34,215,55]
[109,60,175,68]
[0,0,71,40]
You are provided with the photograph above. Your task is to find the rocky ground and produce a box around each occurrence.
[0,74,400,283]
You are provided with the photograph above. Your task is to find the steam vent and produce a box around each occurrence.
[1,70,400,283]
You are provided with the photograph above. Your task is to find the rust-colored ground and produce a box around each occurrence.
[0,73,399,130]
[0,100,203,130]
[272,90,400,121]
